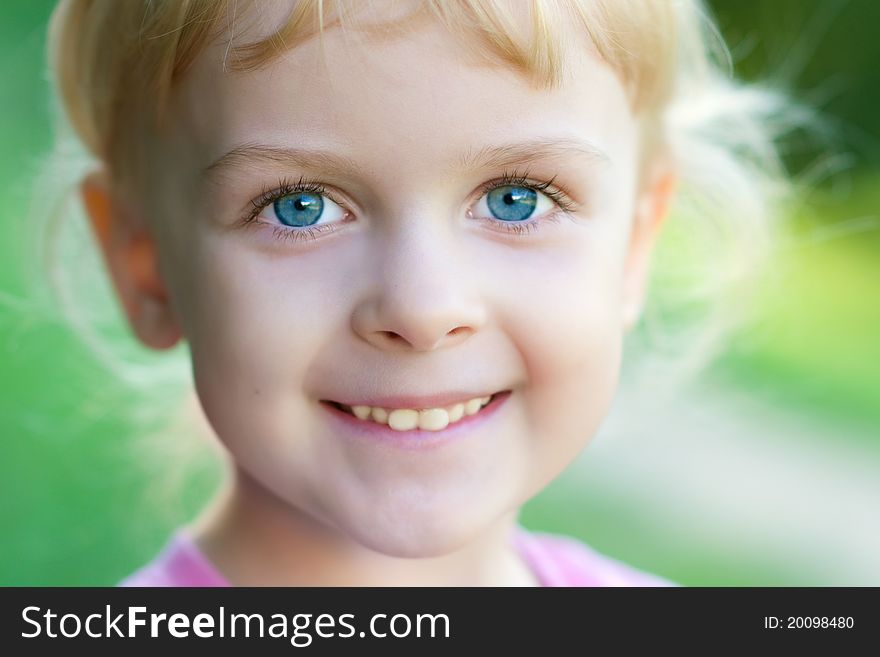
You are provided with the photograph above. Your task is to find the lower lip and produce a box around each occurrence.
[320,391,512,450]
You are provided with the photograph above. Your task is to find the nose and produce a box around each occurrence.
[351,218,487,353]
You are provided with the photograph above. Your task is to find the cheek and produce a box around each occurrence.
[495,231,624,485]
[169,234,343,449]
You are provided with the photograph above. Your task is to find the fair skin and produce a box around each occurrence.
[82,2,674,586]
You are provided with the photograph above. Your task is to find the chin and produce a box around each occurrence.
[343,506,485,559]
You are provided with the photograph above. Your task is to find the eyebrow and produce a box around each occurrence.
[202,136,610,182]
[454,136,610,171]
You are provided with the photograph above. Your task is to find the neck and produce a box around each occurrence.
[188,464,538,586]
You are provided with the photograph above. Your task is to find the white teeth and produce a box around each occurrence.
[352,405,371,420]
[387,409,419,431]
[341,394,497,432]
[418,408,449,431]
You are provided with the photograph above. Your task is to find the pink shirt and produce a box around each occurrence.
[118,525,676,587]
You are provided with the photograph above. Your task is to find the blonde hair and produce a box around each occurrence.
[51,0,677,185]
[33,0,802,514]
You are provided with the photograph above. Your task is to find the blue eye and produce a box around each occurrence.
[257,182,348,232]
[485,185,538,222]
[474,178,559,227]
[273,192,324,227]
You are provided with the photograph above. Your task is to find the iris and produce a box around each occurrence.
[486,186,537,222]
[274,193,324,227]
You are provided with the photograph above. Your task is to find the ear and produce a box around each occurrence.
[620,164,676,332]
[80,170,182,350]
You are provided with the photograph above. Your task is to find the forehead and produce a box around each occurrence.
[169,1,634,184]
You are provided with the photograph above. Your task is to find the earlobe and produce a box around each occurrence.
[80,171,182,350]
[621,168,677,332]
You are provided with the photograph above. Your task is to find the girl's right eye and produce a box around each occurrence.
[249,179,348,229]
[242,177,352,244]
[268,191,344,228]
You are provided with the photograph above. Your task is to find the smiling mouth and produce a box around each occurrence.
[322,391,507,432]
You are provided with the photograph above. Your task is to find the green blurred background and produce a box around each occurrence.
[1,0,878,586]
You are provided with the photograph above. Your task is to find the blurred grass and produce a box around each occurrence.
[520,469,818,586]
[711,181,880,438]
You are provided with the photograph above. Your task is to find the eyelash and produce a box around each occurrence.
[241,169,577,244]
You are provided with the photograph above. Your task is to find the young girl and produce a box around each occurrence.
[43,0,790,586]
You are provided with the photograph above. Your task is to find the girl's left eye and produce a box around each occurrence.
[470,171,575,235]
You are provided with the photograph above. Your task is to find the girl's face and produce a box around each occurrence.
[137,5,664,557]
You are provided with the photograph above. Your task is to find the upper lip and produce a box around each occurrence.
[323,390,506,410]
